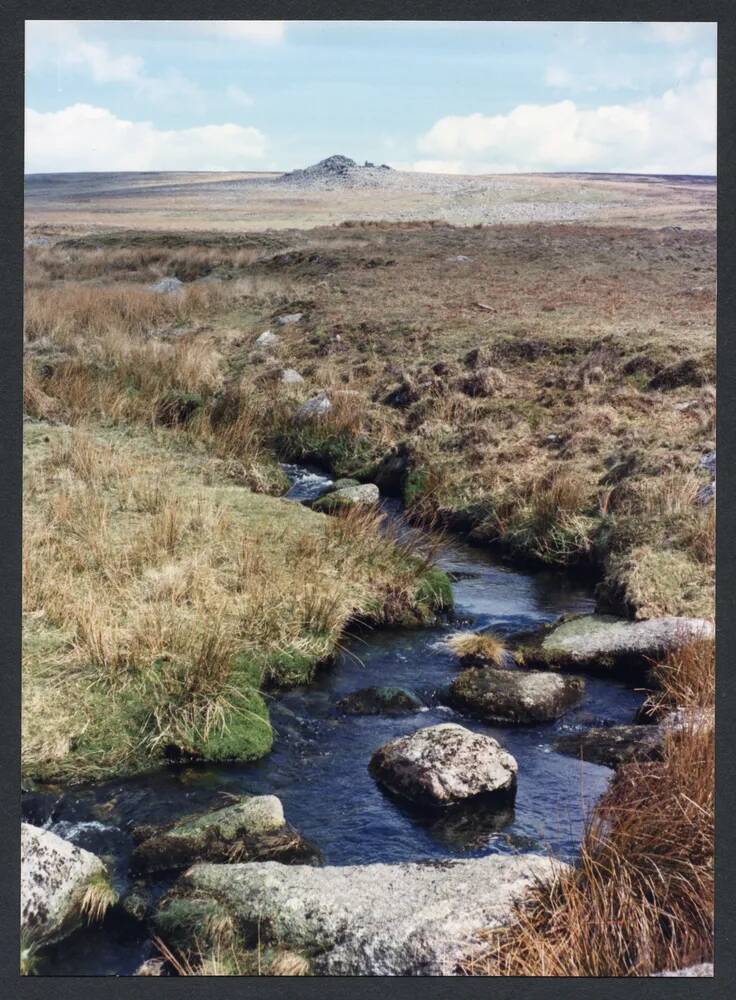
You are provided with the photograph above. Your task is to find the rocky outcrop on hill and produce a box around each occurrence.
[279,155,394,190]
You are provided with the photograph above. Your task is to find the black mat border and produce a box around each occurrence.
[1,2,733,996]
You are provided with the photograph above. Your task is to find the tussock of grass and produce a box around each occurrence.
[20,934,40,976]
[446,631,507,666]
[78,871,119,925]
[153,932,311,978]
[23,423,443,783]
[460,638,714,977]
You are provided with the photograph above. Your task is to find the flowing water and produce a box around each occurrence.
[28,465,644,975]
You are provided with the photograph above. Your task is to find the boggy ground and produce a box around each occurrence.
[25,219,715,622]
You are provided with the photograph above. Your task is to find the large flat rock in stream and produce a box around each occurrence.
[156,853,565,975]
[517,614,713,674]
[21,822,107,947]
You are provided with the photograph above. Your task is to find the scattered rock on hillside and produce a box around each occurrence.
[275,312,303,327]
[151,277,183,294]
[281,368,304,384]
[255,330,280,348]
[336,686,425,716]
[156,852,564,975]
[448,668,583,725]
[295,391,332,421]
[369,723,517,808]
[553,724,664,768]
[130,796,317,874]
[21,823,108,947]
[516,614,714,676]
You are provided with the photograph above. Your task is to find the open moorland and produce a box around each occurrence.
[22,164,715,977]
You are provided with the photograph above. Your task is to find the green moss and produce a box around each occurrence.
[311,492,354,514]
[253,647,323,687]
[155,894,233,953]
[194,691,272,763]
[403,467,429,508]
[273,425,377,479]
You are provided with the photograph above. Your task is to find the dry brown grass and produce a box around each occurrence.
[78,872,118,925]
[22,422,441,782]
[23,221,715,617]
[460,638,714,977]
[446,631,507,666]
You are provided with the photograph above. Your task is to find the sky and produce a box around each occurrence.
[25,20,717,175]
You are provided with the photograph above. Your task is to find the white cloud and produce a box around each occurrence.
[226,85,255,108]
[26,20,206,110]
[416,72,716,175]
[195,21,286,44]
[649,23,699,46]
[25,104,267,172]
[26,21,142,83]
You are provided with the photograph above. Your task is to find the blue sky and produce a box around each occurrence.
[25,20,717,174]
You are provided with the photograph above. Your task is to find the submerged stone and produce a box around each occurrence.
[130,795,318,874]
[336,686,424,716]
[156,852,567,975]
[448,667,584,725]
[369,723,517,808]
[553,724,664,768]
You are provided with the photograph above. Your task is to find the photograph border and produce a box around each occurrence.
[1,2,733,996]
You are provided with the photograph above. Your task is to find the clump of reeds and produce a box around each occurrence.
[446,631,507,667]
[459,637,714,977]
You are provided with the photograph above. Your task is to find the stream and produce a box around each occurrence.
[27,464,644,976]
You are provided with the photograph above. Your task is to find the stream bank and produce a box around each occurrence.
[25,465,646,975]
